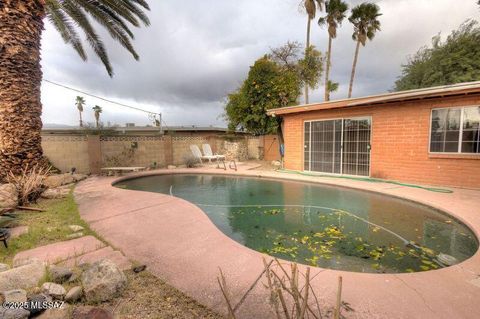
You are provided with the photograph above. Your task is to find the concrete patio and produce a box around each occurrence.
[74,164,480,318]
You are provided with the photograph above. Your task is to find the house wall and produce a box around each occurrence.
[282,95,480,189]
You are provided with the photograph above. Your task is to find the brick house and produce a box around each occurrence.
[267,82,480,189]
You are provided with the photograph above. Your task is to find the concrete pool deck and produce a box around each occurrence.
[74,164,480,318]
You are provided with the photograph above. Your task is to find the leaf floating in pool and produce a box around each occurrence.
[264,209,281,215]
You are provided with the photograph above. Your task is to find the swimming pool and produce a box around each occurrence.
[115,174,478,273]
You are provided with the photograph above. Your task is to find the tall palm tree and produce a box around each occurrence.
[0,0,150,179]
[92,105,103,128]
[348,3,381,98]
[75,96,86,127]
[319,0,348,101]
[302,0,324,104]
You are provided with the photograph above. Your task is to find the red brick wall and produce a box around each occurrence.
[283,95,480,189]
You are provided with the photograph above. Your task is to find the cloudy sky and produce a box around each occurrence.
[40,0,480,128]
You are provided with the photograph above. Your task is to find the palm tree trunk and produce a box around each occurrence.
[324,36,333,101]
[79,111,83,127]
[348,40,361,99]
[0,1,46,180]
[304,17,311,105]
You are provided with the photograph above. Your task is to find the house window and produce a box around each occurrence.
[430,106,480,153]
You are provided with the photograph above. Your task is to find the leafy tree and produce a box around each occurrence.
[92,105,103,128]
[0,1,150,179]
[394,20,480,91]
[348,2,382,98]
[224,57,301,147]
[319,0,349,101]
[75,96,86,127]
[301,0,324,103]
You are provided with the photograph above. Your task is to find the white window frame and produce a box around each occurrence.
[429,105,480,155]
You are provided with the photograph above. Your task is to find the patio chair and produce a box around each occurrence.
[202,144,226,161]
[190,145,217,163]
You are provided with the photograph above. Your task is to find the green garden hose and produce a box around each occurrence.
[276,168,453,194]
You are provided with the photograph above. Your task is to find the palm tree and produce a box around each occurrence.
[75,96,86,127]
[0,1,150,179]
[348,3,381,98]
[92,105,103,128]
[302,0,324,104]
[319,0,349,101]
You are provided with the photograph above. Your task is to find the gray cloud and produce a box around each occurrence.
[40,0,479,127]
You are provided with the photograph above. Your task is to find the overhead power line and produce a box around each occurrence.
[43,79,160,116]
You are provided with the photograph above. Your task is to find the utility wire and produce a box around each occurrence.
[43,79,160,116]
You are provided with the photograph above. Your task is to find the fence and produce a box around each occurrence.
[41,133,274,174]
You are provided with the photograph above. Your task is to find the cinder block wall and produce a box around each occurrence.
[41,135,90,173]
[282,95,480,189]
[42,133,261,173]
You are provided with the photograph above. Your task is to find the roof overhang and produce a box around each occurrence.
[267,81,480,116]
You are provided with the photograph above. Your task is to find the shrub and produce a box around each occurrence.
[7,165,50,205]
[183,155,199,168]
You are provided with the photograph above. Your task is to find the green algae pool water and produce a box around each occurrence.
[116,174,478,273]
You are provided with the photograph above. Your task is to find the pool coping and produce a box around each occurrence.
[74,167,480,319]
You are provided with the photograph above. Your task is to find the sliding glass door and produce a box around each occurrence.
[304,117,371,176]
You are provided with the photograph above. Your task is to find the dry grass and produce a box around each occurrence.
[7,164,50,205]
[102,270,223,319]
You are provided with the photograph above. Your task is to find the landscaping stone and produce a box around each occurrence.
[0,263,10,272]
[167,165,177,169]
[0,259,45,291]
[25,294,52,316]
[65,286,83,303]
[271,160,282,167]
[0,308,30,319]
[44,174,87,189]
[69,225,84,232]
[81,259,127,302]
[67,232,84,239]
[36,304,71,319]
[41,188,70,199]
[10,226,29,239]
[49,265,73,283]
[41,282,66,300]
[0,183,18,209]
[1,289,27,303]
[72,306,113,319]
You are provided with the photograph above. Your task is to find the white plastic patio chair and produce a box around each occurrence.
[190,144,217,163]
[202,144,226,161]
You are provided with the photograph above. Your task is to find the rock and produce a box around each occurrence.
[41,282,66,300]
[65,286,83,303]
[0,308,30,319]
[41,188,70,199]
[67,232,84,239]
[10,226,29,239]
[25,294,52,316]
[1,289,27,303]
[0,184,18,209]
[68,225,84,232]
[81,259,127,302]
[132,264,147,273]
[0,259,46,291]
[72,174,88,182]
[167,165,177,169]
[36,304,71,319]
[72,306,113,319]
[44,174,75,189]
[49,265,73,283]
[0,263,10,272]
[271,160,282,167]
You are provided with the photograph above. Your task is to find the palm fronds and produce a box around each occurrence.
[44,0,151,77]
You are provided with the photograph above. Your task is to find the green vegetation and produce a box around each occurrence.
[0,191,96,264]
[319,0,349,101]
[348,2,382,98]
[394,20,480,91]
[224,56,302,136]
